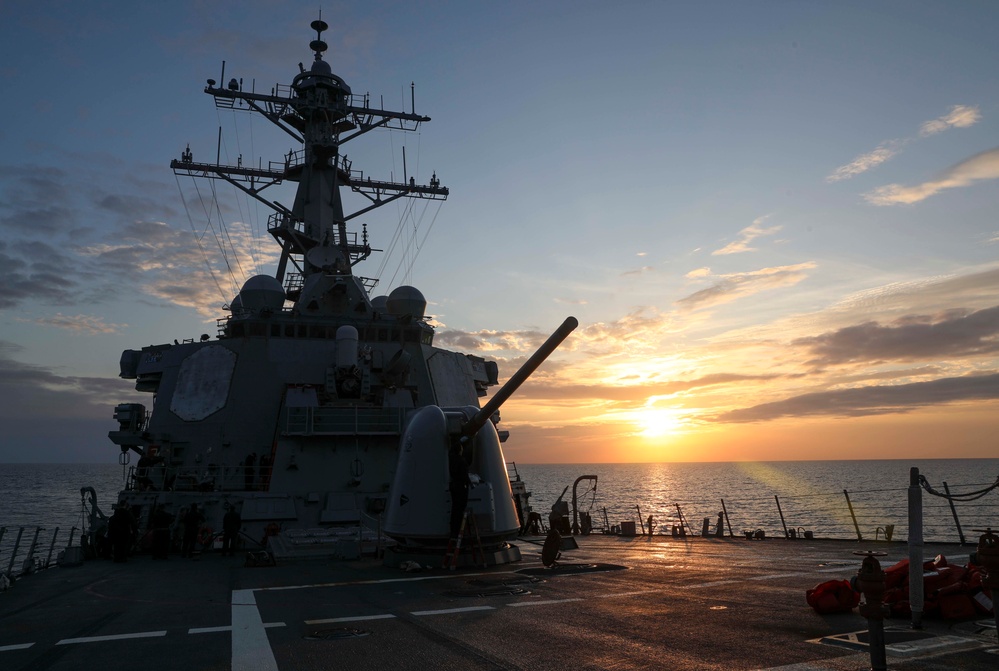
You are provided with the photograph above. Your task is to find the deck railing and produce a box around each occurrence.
[0,526,77,580]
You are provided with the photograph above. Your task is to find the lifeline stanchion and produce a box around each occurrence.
[908,467,924,629]
[775,495,789,539]
[844,489,862,541]
[853,550,888,671]
[720,499,733,538]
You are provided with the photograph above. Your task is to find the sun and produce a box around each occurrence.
[637,408,684,438]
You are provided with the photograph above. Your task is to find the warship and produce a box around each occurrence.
[4,21,997,671]
[93,18,575,567]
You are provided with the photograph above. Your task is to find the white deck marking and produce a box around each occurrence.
[191,626,232,634]
[678,579,738,589]
[231,589,278,671]
[0,643,36,651]
[305,614,397,625]
[190,623,284,634]
[410,606,495,616]
[748,572,806,580]
[594,590,653,598]
[507,598,584,607]
[56,631,167,645]
[258,570,503,592]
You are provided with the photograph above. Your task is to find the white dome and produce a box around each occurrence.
[239,275,285,313]
[386,286,426,318]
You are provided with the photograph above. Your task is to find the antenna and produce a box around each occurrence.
[310,18,329,57]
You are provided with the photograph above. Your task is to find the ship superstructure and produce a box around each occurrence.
[103,21,572,565]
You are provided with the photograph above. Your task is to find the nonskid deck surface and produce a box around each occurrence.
[1,536,996,670]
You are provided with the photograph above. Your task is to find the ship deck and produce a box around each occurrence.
[1,534,996,670]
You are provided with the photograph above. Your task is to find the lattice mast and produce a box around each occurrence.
[171,19,448,304]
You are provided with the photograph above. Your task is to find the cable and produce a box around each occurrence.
[919,474,999,502]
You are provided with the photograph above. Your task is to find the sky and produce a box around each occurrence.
[1,1,998,464]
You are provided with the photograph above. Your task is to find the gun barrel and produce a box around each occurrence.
[461,316,578,439]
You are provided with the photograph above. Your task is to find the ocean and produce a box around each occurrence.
[2,459,998,572]
[515,459,999,544]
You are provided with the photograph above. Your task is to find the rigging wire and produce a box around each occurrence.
[174,173,230,305]
[210,109,252,293]
[246,107,263,274]
[229,106,262,277]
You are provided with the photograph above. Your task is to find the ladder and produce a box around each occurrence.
[444,510,485,570]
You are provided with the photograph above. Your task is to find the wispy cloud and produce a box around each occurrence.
[712,216,780,255]
[676,262,816,311]
[31,313,126,334]
[516,372,780,401]
[826,140,905,183]
[433,327,556,354]
[794,305,999,366]
[826,104,981,183]
[919,104,982,137]
[715,373,999,422]
[685,267,712,279]
[0,340,140,420]
[863,146,999,206]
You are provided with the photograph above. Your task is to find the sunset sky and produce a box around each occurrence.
[1,1,998,463]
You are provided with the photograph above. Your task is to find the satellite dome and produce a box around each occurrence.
[239,275,285,313]
[386,286,426,318]
[229,294,248,319]
[311,59,332,76]
[370,295,389,313]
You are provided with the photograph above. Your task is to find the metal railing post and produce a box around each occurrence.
[844,490,862,541]
[23,527,43,575]
[721,499,733,537]
[45,527,60,568]
[908,467,924,629]
[6,527,24,575]
[775,495,789,538]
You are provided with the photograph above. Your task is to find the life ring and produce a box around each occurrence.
[264,522,281,538]
[198,526,214,546]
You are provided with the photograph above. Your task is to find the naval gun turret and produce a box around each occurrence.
[384,317,578,566]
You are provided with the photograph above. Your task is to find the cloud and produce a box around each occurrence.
[863,146,999,205]
[0,340,139,421]
[516,372,780,401]
[433,327,555,353]
[794,305,999,365]
[621,266,654,277]
[685,267,712,279]
[826,141,904,183]
[30,313,126,335]
[577,308,678,352]
[0,240,82,308]
[712,216,781,255]
[676,262,816,311]
[919,104,981,137]
[76,219,276,316]
[829,267,999,319]
[827,105,980,182]
[715,372,999,422]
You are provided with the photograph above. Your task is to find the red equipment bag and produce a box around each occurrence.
[806,579,860,614]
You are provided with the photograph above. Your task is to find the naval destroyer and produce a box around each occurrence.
[93,19,575,567]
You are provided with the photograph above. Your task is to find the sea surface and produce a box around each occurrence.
[515,459,999,544]
[2,459,998,567]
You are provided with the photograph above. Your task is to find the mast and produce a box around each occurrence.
[170,19,448,310]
